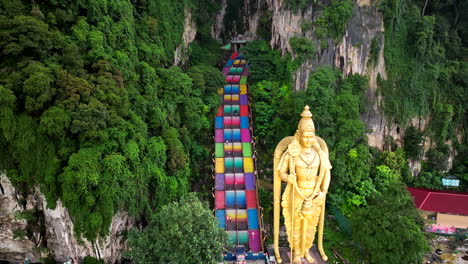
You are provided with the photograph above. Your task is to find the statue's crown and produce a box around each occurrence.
[297,105,315,132]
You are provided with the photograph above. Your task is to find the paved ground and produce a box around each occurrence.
[278,246,328,264]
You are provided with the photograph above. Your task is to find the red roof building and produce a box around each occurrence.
[407,187,468,215]
[407,187,468,232]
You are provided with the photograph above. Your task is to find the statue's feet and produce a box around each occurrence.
[292,253,302,264]
[305,252,315,264]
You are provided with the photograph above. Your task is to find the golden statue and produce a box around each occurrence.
[273,106,332,264]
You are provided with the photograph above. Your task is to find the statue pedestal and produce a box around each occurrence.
[277,246,328,264]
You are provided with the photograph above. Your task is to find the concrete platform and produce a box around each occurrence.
[266,246,328,264]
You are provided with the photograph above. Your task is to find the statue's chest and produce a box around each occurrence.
[295,152,320,169]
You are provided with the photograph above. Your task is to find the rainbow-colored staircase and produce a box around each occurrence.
[213,53,266,262]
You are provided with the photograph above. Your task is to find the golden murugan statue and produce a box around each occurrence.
[273,106,332,264]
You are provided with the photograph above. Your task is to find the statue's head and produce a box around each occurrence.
[296,105,316,148]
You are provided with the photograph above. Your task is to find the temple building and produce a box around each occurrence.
[407,187,468,236]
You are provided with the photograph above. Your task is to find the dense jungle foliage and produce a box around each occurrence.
[379,0,468,189]
[0,0,223,243]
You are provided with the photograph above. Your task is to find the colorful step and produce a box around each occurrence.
[227,230,249,246]
[241,129,251,142]
[224,142,242,156]
[240,84,248,94]
[235,173,245,185]
[248,230,261,252]
[243,157,254,173]
[246,190,258,208]
[215,117,223,129]
[225,173,246,190]
[216,174,224,190]
[230,53,239,60]
[223,94,240,103]
[223,129,241,142]
[223,116,240,128]
[242,142,252,157]
[240,105,249,116]
[215,158,224,173]
[215,190,225,209]
[247,209,259,229]
[215,143,224,158]
[224,85,240,94]
[217,105,223,116]
[240,76,247,85]
[245,173,255,190]
[240,95,248,105]
[225,173,235,186]
[216,210,226,228]
[224,105,240,116]
[224,157,243,173]
[240,117,249,129]
[226,190,246,208]
[215,129,224,142]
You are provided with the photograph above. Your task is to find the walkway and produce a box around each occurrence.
[213,53,266,262]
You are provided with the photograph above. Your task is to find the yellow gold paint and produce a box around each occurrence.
[273,106,332,264]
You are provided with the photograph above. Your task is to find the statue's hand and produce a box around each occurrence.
[314,192,326,200]
[288,174,296,184]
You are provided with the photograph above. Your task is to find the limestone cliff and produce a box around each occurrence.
[213,0,392,150]
[269,0,393,150]
[0,173,134,263]
[174,9,197,66]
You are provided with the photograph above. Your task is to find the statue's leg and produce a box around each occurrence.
[292,217,302,263]
[305,251,315,264]
[303,198,323,264]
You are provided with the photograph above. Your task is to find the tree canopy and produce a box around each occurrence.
[126,193,227,264]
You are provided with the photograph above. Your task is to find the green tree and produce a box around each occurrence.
[289,36,315,61]
[126,193,226,264]
[284,0,308,12]
[412,171,443,189]
[350,183,429,264]
[404,126,424,159]
[315,0,353,40]
[373,165,399,191]
[425,145,450,172]
[83,256,104,264]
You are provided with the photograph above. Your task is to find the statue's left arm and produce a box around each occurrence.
[320,156,331,194]
[315,137,332,194]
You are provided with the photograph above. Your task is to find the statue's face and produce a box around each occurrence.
[301,131,316,148]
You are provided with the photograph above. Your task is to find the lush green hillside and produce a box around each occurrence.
[0,0,222,241]
[380,0,467,185]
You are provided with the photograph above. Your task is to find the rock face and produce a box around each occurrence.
[0,173,134,263]
[0,173,36,262]
[212,0,228,39]
[212,0,265,41]
[214,0,392,149]
[174,9,197,66]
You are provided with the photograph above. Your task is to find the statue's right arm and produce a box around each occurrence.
[278,152,290,183]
